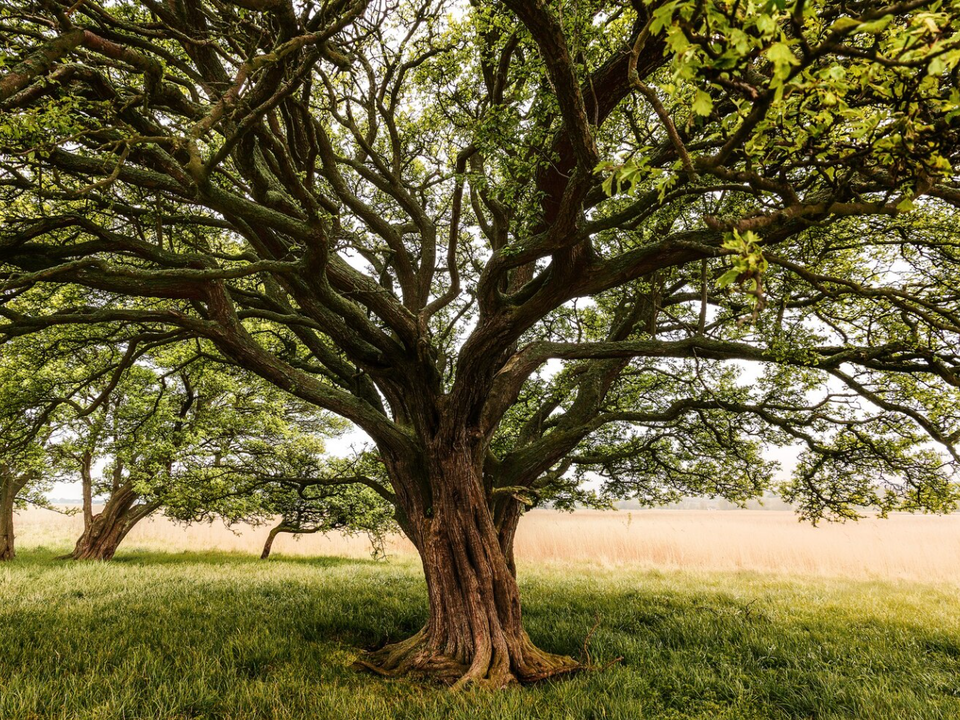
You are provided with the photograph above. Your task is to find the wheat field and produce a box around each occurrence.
[14,506,960,584]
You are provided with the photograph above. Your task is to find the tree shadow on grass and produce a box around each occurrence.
[106,549,374,568]
[7,547,73,563]
[105,551,428,650]
[260,552,392,568]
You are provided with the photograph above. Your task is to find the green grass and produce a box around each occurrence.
[1,550,958,720]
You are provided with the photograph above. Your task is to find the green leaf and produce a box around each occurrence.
[859,15,893,34]
[692,90,713,117]
[896,196,916,213]
[716,267,742,288]
[756,14,777,36]
[767,42,799,68]
[829,17,861,33]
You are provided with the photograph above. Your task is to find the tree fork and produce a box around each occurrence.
[70,485,156,561]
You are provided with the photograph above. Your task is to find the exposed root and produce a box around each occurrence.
[353,629,582,689]
[353,629,469,684]
[580,612,623,673]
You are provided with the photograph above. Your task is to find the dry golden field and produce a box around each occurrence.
[14,506,960,584]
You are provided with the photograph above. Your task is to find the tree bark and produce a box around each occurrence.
[80,451,94,531]
[260,522,323,559]
[494,499,524,578]
[260,521,288,559]
[70,484,157,561]
[0,28,85,103]
[355,436,578,687]
[0,475,16,561]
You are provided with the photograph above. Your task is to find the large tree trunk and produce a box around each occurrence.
[70,484,156,561]
[356,437,578,688]
[0,476,16,561]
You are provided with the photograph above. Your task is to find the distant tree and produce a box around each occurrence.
[0,433,48,561]
[2,0,959,686]
[235,444,397,559]
[0,356,43,560]
[156,429,398,560]
[256,482,394,559]
[0,330,121,560]
[58,346,348,561]
[58,358,200,561]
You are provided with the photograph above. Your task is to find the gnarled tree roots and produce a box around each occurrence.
[353,628,581,689]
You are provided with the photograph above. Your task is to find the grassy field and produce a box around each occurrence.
[3,509,960,719]
[16,506,960,583]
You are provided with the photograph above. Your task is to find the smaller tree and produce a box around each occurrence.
[59,345,355,560]
[257,481,395,560]
[0,331,90,560]
[241,444,397,560]
[0,446,49,561]
[61,359,204,561]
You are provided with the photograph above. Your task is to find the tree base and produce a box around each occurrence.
[71,545,119,561]
[353,629,582,689]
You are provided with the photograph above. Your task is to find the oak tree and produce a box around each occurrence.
[2,0,960,686]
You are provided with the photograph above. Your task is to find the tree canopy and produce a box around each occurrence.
[1,0,959,687]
